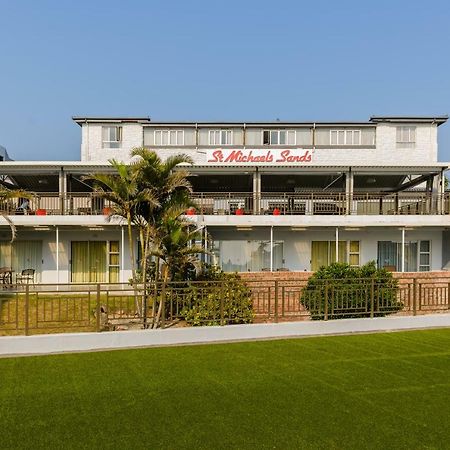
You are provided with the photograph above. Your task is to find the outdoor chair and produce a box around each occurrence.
[16,269,35,284]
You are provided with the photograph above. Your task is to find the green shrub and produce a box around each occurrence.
[179,265,253,326]
[300,261,401,320]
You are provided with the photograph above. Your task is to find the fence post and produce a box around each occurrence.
[220,285,225,326]
[274,280,279,323]
[370,278,375,319]
[413,278,417,316]
[447,280,450,311]
[324,280,328,321]
[161,281,166,329]
[24,284,30,336]
[96,283,101,332]
[417,281,422,313]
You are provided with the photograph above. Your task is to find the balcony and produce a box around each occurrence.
[0,191,448,216]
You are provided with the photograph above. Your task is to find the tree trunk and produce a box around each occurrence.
[127,212,141,316]
[152,261,169,329]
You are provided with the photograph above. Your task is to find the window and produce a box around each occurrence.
[102,126,122,148]
[263,130,296,145]
[209,130,232,146]
[154,130,184,146]
[377,240,430,272]
[419,240,431,272]
[311,241,360,271]
[396,126,416,143]
[108,241,120,282]
[211,240,284,272]
[330,130,361,145]
[396,126,416,148]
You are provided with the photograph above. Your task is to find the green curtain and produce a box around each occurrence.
[90,241,107,282]
[330,241,347,264]
[71,241,90,283]
[71,241,107,283]
[311,241,328,271]
[0,241,11,267]
[0,241,42,281]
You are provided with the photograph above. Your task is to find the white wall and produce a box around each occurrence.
[80,122,440,166]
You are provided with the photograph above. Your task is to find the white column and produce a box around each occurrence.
[121,226,125,283]
[345,169,354,215]
[401,228,405,272]
[56,226,59,283]
[253,171,261,214]
[335,227,339,262]
[270,226,274,272]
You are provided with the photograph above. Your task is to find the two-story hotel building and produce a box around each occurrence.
[0,115,449,283]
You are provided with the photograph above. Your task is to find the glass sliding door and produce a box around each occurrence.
[0,240,42,281]
[311,241,329,271]
[71,241,107,283]
[378,241,429,271]
[311,241,352,271]
[212,240,284,272]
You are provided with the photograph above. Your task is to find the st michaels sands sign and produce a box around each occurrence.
[206,148,312,165]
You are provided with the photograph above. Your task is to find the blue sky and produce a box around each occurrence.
[1,0,450,161]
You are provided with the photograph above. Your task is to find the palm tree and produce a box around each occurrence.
[86,159,158,290]
[129,148,196,326]
[149,213,207,328]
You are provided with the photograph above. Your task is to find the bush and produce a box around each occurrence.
[179,265,253,326]
[300,261,401,320]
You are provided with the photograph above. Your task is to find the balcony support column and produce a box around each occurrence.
[345,168,354,215]
[401,228,406,272]
[335,227,339,263]
[434,170,445,214]
[56,225,59,283]
[253,170,261,214]
[58,168,67,215]
[270,226,274,272]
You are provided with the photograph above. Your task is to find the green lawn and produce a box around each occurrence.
[1,329,450,449]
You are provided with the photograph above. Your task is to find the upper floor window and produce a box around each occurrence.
[263,130,296,145]
[209,130,232,146]
[330,130,361,145]
[396,126,416,147]
[154,130,184,146]
[102,126,122,148]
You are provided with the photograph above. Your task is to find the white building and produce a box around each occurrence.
[0,115,449,283]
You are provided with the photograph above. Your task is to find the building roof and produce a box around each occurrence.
[72,116,151,125]
[72,116,449,127]
[369,116,448,126]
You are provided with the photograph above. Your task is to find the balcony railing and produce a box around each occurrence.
[0,191,449,216]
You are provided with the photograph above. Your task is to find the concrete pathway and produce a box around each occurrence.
[1,313,450,357]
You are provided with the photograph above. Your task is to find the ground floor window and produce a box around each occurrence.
[0,240,42,281]
[311,241,360,271]
[212,240,284,272]
[71,241,120,283]
[377,240,430,272]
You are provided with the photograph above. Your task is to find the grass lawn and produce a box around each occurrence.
[1,329,450,449]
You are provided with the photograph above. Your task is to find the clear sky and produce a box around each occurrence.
[1,0,450,161]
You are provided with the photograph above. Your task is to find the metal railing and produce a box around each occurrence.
[190,191,450,216]
[1,277,449,336]
[0,191,448,216]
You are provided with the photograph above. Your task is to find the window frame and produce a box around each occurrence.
[154,129,185,146]
[208,129,233,146]
[102,126,122,149]
[263,129,296,146]
[329,129,361,146]
[396,126,416,144]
